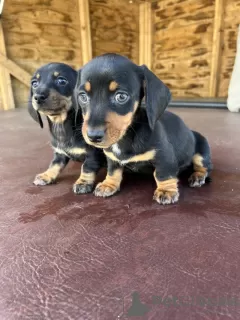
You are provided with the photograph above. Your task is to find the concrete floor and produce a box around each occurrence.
[0,107,240,320]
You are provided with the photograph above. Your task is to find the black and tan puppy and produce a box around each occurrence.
[75,53,212,205]
[28,62,104,193]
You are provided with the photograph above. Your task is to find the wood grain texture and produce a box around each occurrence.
[218,0,240,97]
[139,2,152,68]
[0,22,15,110]
[209,0,224,97]
[79,0,92,64]
[0,53,31,87]
[90,0,139,63]
[152,0,215,98]
[1,0,82,107]
[2,0,238,102]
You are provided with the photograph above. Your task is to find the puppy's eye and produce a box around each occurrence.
[31,80,39,88]
[56,76,68,86]
[115,92,129,104]
[78,92,89,104]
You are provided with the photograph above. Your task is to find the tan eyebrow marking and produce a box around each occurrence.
[53,71,60,77]
[85,81,91,92]
[109,81,118,91]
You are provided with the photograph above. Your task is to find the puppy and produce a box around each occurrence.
[75,53,212,205]
[28,62,104,194]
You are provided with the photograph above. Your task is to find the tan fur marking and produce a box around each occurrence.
[67,148,86,156]
[94,169,123,197]
[53,71,60,77]
[48,112,67,123]
[153,172,179,204]
[103,151,119,162]
[85,81,91,92]
[53,147,86,156]
[75,171,96,185]
[32,89,72,124]
[35,164,63,184]
[53,147,68,156]
[36,73,40,79]
[154,172,179,192]
[82,101,139,148]
[32,89,72,119]
[82,111,89,121]
[109,81,118,91]
[190,171,206,180]
[105,169,123,186]
[126,150,155,163]
[193,153,203,168]
[104,149,155,165]
[192,153,207,174]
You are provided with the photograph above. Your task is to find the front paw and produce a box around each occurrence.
[188,172,207,187]
[153,189,179,205]
[33,173,56,186]
[94,182,120,197]
[73,182,94,194]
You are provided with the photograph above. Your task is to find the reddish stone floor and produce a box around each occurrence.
[0,108,240,320]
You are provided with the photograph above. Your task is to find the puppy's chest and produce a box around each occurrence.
[105,143,156,167]
[51,133,86,160]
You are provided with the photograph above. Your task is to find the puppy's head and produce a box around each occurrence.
[28,63,77,128]
[75,53,171,148]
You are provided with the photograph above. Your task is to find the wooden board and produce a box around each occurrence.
[139,2,152,68]
[1,0,82,107]
[1,0,239,102]
[209,0,224,97]
[79,0,92,64]
[0,21,15,110]
[218,0,240,97]
[90,0,139,63]
[0,53,31,86]
[152,0,214,98]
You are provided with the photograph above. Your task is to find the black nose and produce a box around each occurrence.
[34,93,47,104]
[87,128,105,143]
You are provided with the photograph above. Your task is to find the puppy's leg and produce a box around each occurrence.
[153,172,179,205]
[73,149,102,194]
[188,131,212,188]
[34,152,69,186]
[153,154,179,204]
[94,159,123,197]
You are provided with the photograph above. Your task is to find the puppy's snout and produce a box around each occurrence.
[34,93,48,104]
[87,128,105,143]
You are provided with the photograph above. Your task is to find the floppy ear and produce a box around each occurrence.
[28,88,43,129]
[140,64,172,130]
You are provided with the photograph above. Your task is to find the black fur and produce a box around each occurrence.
[28,62,104,193]
[75,53,213,204]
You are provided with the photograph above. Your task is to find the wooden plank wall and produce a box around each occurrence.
[0,0,139,108]
[218,0,240,97]
[90,0,139,63]
[1,0,82,108]
[152,0,240,98]
[152,0,215,98]
[1,0,239,105]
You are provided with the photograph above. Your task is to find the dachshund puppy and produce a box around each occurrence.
[28,62,104,194]
[75,53,212,205]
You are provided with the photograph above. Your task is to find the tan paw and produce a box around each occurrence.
[153,189,179,205]
[188,172,207,188]
[94,182,120,197]
[33,173,56,186]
